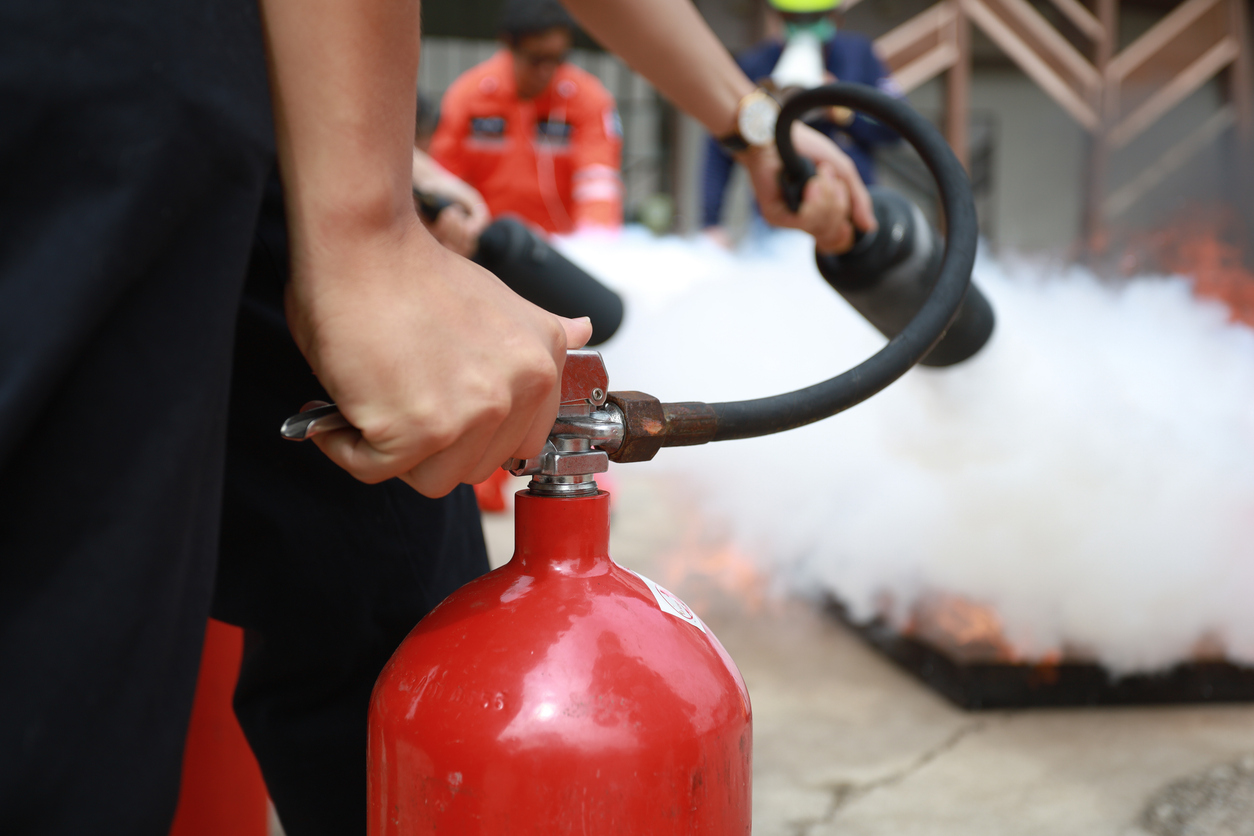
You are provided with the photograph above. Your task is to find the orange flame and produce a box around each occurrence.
[905,593,1023,664]
[1125,203,1254,326]
[656,521,770,615]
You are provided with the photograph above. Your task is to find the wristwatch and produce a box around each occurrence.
[717,88,781,153]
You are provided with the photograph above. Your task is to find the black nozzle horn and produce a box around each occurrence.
[817,187,994,367]
[699,83,978,443]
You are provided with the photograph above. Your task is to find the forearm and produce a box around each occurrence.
[260,0,423,262]
[254,0,589,497]
[560,0,752,137]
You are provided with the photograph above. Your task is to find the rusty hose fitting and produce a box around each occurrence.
[604,392,718,463]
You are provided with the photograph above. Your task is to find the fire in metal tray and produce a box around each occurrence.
[556,224,1254,703]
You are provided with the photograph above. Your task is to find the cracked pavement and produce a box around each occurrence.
[481,471,1254,835]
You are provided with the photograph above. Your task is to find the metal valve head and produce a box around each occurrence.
[504,350,623,496]
[279,349,626,497]
[559,349,609,410]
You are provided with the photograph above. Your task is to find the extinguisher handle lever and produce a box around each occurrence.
[280,349,614,444]
[280,402,350,441]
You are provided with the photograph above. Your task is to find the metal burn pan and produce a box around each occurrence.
[827,598,1254,710]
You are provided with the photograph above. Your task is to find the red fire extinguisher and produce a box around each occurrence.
[283,82,987,834]
[368,352,752,834]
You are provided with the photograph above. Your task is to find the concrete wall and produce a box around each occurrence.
[897,72,1090,252]
[894,63,1230,254]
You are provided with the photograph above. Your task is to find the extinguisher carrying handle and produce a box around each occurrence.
[281,402,349,441]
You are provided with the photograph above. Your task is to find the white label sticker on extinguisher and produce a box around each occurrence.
[626,569,708,634]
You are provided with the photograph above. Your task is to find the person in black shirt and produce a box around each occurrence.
[0,0,873,833]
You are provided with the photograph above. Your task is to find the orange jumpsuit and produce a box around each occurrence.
[431,50,623,235]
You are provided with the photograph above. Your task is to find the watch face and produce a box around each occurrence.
[739,94,779,146]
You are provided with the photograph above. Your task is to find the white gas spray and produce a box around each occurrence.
[558,228,1254,674]
[771,29,827,91]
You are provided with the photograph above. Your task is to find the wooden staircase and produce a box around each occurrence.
[863,0,1253,244]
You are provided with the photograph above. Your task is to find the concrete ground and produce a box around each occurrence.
[482,470,1254,836]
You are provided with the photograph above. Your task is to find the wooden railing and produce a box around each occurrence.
[875,1,964,92]
[962,0,1103,128]
[1105,0,1240,148]
[873,0,972,167]
[871,0,1253,241]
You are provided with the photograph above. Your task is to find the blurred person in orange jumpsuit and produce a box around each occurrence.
[430,0,623,235]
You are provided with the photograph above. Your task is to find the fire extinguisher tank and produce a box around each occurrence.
[368,489,752,835]
[285,82,984,836]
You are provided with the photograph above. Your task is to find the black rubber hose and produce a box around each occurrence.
[474,217,625,346]
[414,192,625,345]
[708,83,978,442]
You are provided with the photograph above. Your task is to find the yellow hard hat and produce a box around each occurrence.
[768,0,841,12]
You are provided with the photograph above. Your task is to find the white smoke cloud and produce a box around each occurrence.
[558,227,1254,674]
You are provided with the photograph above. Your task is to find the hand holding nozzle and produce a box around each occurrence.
[413,187,624,347]
[759,121,876,254]
[285,226,593,499]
